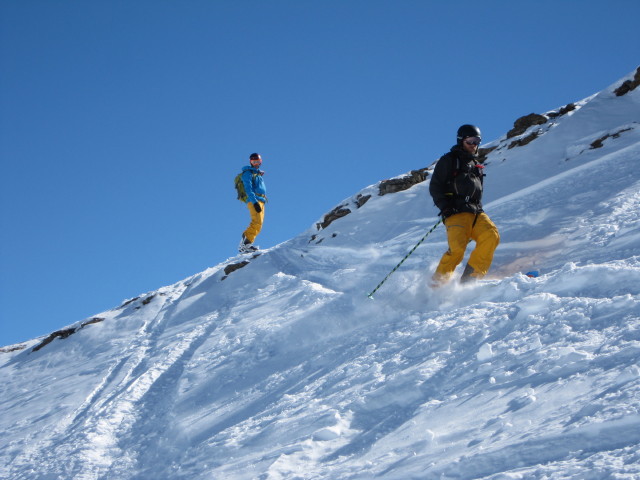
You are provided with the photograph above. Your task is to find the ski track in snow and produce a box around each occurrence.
[2,69,640,479]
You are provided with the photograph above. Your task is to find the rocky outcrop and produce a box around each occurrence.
[118,293,157,310]
[221,253,262,280]
[614,67,640,96]
[477,146,497,164]
[314,168,430,232]
[508,131,540,149]
[590,127,634,149]
[317,205,352,230]
[316,193,374,231]
[378,168,430,196]
[313,168,431,233]
[506,113,548,139]
[223,260,250,277]
[32,317,105,352]
[355,193,371,208]
[0,344,27,353]
[547,103,576,118]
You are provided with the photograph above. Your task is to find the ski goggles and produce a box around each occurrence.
[464,137,482,146]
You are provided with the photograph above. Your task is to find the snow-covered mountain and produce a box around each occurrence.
[2,67,640,480]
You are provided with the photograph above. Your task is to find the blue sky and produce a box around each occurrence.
[1,0,638,346]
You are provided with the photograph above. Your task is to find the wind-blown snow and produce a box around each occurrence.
[2,68,640,479]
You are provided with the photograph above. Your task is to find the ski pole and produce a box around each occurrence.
[367,219,442,299]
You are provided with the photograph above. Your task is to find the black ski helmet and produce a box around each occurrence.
[457,124,482,145]
[249,153,261,160]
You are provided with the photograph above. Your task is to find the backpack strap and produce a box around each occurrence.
[452,155,460,177]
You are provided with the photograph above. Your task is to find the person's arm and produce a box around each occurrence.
[242,171,258,204]
[429,154,456,217]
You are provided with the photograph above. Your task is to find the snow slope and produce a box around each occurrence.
[1,68,640,480]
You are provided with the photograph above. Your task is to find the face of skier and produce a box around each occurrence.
[462,136,481,155]
[250,155,262,168]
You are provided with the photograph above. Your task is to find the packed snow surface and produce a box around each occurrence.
[2,68,640,479]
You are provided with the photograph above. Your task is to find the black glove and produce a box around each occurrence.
[441,207,456,219]
[253,202,262,213]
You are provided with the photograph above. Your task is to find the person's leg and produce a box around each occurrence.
[243,202,265,243]
[466,213,500,278]
[432,213,474,284]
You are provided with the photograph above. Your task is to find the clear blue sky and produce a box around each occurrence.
[1,0,638,346]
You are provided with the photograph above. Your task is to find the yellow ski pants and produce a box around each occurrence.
[434,212,500,281]
[243,201,265,243]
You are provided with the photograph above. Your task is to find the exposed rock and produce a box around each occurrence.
[508,131,540,149]
[378,167,430,196]
[119,296,140,309]
[506,113,548,139]
[477,146,497,164]
[317,205,352,230]
[32,317,105,352]
[0,344,27,353]
[119,293,162,310]
[82,317,105,327]
[314,168,429,231]
[221,253,262,280]
[614,67,640,96]
[141,294,155,306]
[223,261,250,277]
[355,194,371,208]
[32,328,76,352]
[590,127,633,149]
[547,103,576,118]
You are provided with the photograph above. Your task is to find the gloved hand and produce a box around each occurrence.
[253,202,262,213]
[441,207,456,219]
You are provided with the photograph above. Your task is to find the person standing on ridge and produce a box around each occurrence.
[429,124,500,285]
[239,153,267,253]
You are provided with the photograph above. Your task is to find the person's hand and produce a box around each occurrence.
[253,202,262,213]
[441,207,456,219]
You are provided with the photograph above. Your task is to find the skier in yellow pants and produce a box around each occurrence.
[238,153,267,253]
[429,125,500,285]
[243,199,265,246]
[434,212,499,283]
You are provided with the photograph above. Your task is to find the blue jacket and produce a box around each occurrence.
[241,165,267,204]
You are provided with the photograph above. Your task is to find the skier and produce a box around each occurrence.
[429,124,500,285]
[238,153,267,253]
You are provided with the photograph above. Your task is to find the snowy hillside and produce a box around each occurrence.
[2,67,640,480]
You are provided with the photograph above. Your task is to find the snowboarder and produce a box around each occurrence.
[429,124,500,285]
[238,153,267,253]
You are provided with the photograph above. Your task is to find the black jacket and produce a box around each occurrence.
[429,145,485,216]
